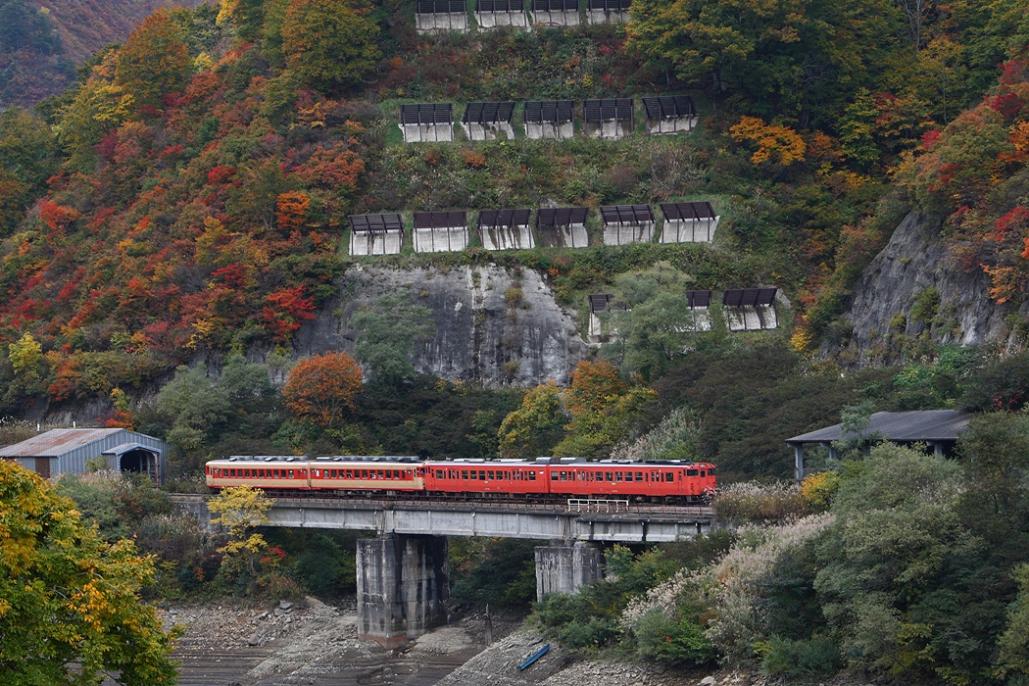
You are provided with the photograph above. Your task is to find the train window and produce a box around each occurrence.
[461,470,469,479]
[687,469,698,476]
[435,470,443,478]
[529,471,536,480]
[664,473,673,482]
[288,470,295,478]
[550,472,558,480]
[700,470,706,477]
[635,472,643,481]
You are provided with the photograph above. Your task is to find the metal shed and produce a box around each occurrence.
[0,428,168,481]
[786,410,973,481]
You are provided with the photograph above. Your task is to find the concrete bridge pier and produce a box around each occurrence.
[534,541,603,601]
[356,533,449,647]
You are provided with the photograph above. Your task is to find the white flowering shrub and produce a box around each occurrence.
[712,480,810,523]
[704,514,835,661]
[610,406,702,461]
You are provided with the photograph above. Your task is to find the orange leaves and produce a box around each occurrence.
[729,116,806,166]
[461,148,487,169]
[275,191,311,232]
[282,352,363,427]
[261,286,317,342]
[566,360,627,416]
[292,143,364,191]
[206,165,236,185]
[38,200,80,231]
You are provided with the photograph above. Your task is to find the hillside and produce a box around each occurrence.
[0,0,202,108]
[0,0,1024,451]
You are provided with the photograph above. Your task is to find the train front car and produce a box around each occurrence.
[308,456,424,494]
[205,456,312,491]
[546,459,717,503]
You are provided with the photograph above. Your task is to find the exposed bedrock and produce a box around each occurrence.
[834,210,1028,365]
[297,265,588,386]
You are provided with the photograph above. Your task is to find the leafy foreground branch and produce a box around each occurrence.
[0,460,177,685]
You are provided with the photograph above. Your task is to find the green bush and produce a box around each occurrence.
[635,610,716,666]
[759,636,842,677]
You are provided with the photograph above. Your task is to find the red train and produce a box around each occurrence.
[204,456,717,503]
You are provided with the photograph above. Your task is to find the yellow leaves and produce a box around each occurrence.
[194,52,215,71]
[800,471,840,511]
[209,485,272,541]
[730,116,807,166]
[216,0,240,25]
[187,318,216,351]
[71,579,108,632]
[8,332,43,377]
[789,328,813,352]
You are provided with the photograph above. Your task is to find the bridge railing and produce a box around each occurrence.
[567,498,630,513]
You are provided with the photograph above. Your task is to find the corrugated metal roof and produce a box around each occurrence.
[786,410,972,445]
[0,428,126,457]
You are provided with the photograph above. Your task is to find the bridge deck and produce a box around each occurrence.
[171,494,719,543]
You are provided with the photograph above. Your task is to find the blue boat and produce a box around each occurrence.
[517,643,551,671]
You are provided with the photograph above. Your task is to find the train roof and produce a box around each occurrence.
[208,456,716,467]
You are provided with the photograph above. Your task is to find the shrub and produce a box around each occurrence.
[635,609,716,665]
[799,471,840,511]
[758,635,842,677]
[713,481,810,523]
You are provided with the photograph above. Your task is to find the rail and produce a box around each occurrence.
[567,498,630,513]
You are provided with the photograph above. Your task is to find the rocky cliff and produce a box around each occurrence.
[836,210,1028,365]
[297,265,588,386]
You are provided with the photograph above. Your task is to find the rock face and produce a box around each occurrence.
[297,265,588,386]
[837,210,1027,365]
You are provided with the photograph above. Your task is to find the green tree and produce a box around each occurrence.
[0,461,177,684]
[497,383,566,458]
[153,365,233,453]
[815,444,984,682]
[281,0,381,93]
[115,9,192,110]
[351,293,435,386]
[997,564,1029,683]
[627,0,901,126]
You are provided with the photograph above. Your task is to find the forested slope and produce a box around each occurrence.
[0,0,201,108]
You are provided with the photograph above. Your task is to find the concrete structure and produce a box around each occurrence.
[478,208,534,250]
[524,100,575,140]
[475,0,528,28]
[536,207,588,247]
[660,201,719,244]
[587,0,629,24]
[723,287,778,332]
[357,534,449,647]
[530,0,579,27]
[415,0,469,33]
[584,98,634,140]
[171,494,717,645]
[682,289,713,332]
[535,542,602,601]
[0,428,167,480]
[460,101,516,141]
[399,103,454,143]
[642,95,699,135]
[787,410,973,481]
[600,204,655,246]
[349,213,404,256]
[412,210,468,253]
[588,293,626,343]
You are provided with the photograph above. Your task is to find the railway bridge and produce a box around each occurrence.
[170,494,721,647]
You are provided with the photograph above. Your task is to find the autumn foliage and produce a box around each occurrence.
[729,116,807,166]
[282,352,363,427]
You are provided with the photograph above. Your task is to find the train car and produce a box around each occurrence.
[205,456,311,490]
[423,459,549,495]
[309,456,423,492]
[545,459,717,501]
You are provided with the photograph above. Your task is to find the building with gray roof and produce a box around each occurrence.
[786,410,972,481]
[0,428,168,481]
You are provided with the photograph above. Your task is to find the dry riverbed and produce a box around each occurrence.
[158,600,872,686]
